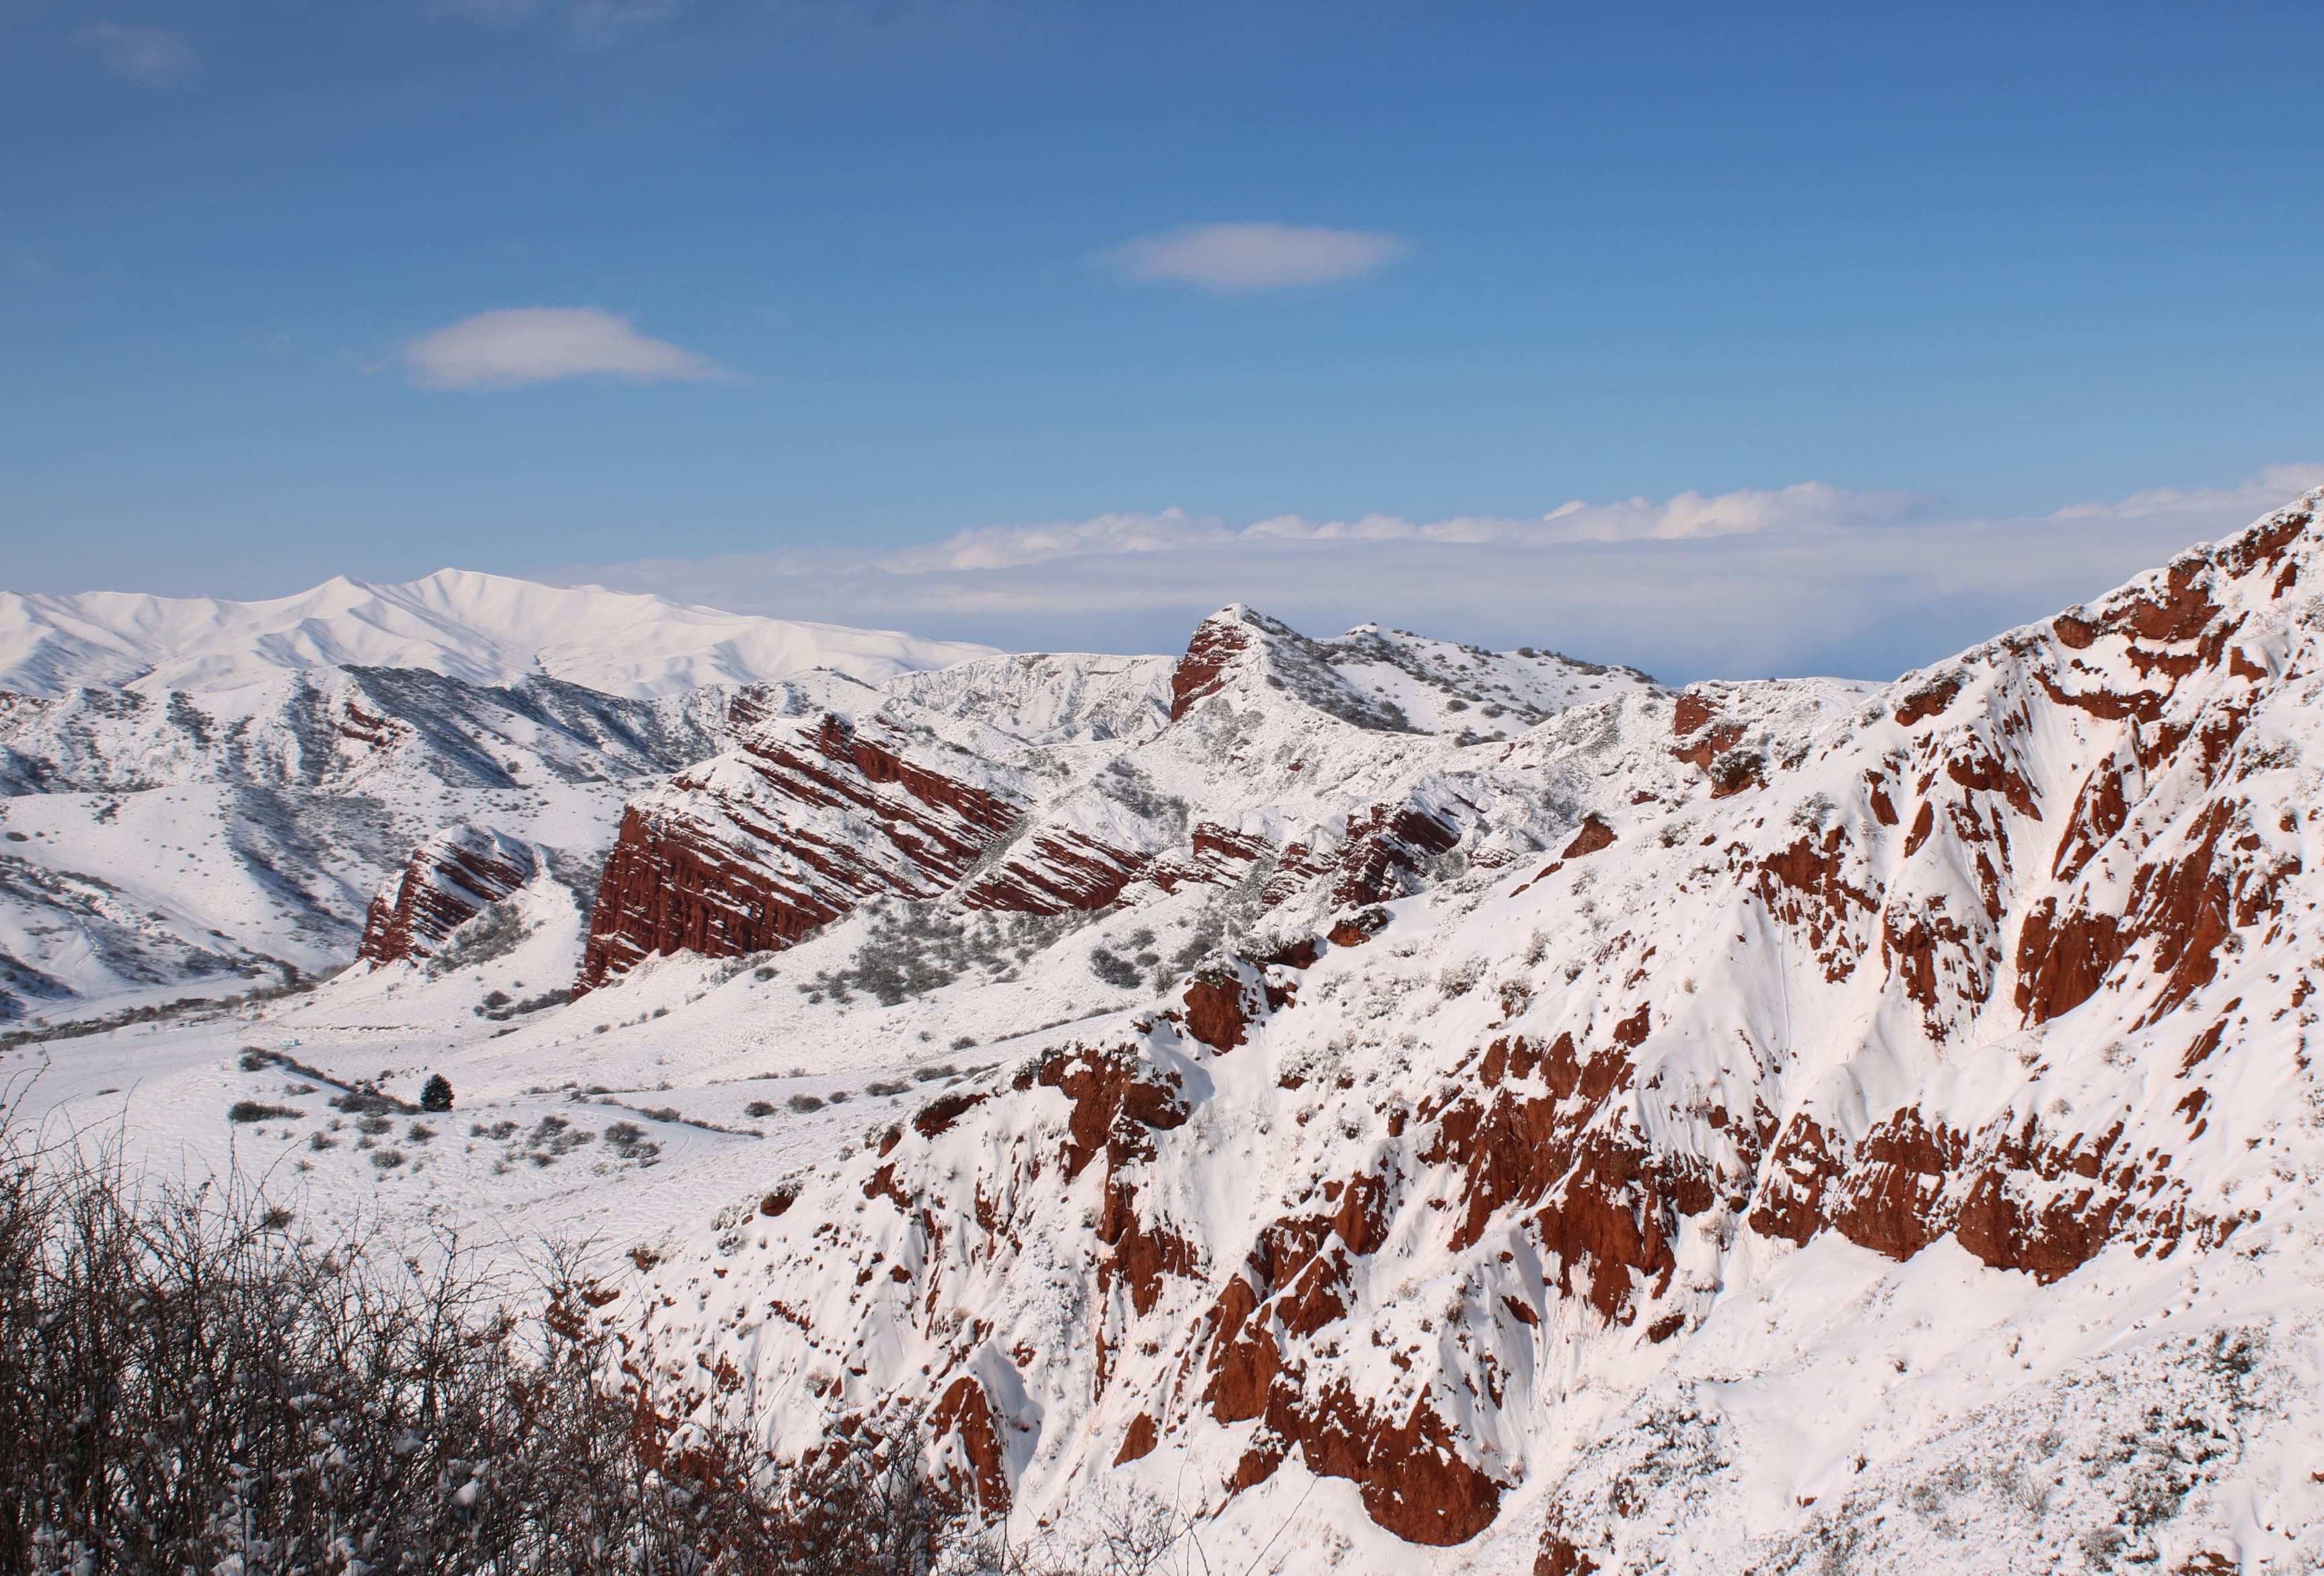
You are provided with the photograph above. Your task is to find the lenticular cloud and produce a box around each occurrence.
[398,306,733,391]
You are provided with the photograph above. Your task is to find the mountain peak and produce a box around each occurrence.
[0,570,998,699]
[1167,603,1659,736]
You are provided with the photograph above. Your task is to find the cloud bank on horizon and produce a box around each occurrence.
[397,307,734,390]
[564,465,2324,685]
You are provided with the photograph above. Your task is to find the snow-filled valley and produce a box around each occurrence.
[11,508,2324,1574]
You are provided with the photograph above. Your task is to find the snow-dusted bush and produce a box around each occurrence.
[0,1131,1014,1575]
[427,897,528,976]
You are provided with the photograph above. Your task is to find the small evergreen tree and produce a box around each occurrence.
[419,1074,453,1113]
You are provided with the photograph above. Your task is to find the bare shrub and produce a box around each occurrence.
[0,1127,1007,1575]
[427,897,528,976]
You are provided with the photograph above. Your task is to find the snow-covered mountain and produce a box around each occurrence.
[0,664,768,1018]
[545,494,2323,1573]
[13,500,2324,1573]
[0,574,990,1021]
[575,611,1654,990]
[0,568,996,699]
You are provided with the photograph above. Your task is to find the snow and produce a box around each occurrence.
[0,568,997,698]
[10,499,2324,1572]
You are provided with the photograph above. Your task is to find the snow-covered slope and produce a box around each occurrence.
[17,502,2324,1574]
[575,605,1660,991]
[0,576,977,1022]
[537,494,2324,1572]
[0,568,996,698]
[0,669,751,1021]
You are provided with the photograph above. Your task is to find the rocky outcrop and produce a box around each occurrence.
[928,1375,1012,1512]
[578,712,1027,990]
[357,825,538,965]
[614,492,2324,1568]
[1169,614,1254,721]
[576,612,1646,994]
[1179,963,1258,1052]
[1749,1103,2225,1283]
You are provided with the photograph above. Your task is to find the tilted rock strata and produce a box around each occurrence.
[613,492,2324,1565]
[579,607,1646,993]
[0,662,794,1013]
[357,824,539,965]
[579,712,1029,989]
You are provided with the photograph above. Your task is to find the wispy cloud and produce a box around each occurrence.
[427,0,684,46]
[561,468,2324,683]
[75,22,200,83]
[396,307,734,391]
[1101,223,1405,295]
[877,483,1928,572]
[2048,463,2324,521]
[567,0,682,48]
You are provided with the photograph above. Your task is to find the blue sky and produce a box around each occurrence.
[5,1,2323,677]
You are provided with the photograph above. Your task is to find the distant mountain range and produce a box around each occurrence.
[0,568,994,699]
[0,573,991,1016]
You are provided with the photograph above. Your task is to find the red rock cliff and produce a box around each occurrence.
[358,824,538,965]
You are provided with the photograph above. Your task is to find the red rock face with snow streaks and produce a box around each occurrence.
[358,824,537,964]
[578,711,1027,990]
[1179,961,1259,1051]
[1169,614,1254,720]
[612,494,2324,1567]
[928,1375,1012,1512]
[578,610,1609,994]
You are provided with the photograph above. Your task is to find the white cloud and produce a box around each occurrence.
[2048,463,2324,522]
[397,307,734,391]
[76,23,200,83]
[877,510,1233,572]
[562,467,2324,684]
[877,482,1926,572]
[1101,223,1405,294]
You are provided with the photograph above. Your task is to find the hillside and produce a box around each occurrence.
[7,502,2324,1573]
[0,575,996,1022]
[564,493,2324,1572]
[0,665,789,1018]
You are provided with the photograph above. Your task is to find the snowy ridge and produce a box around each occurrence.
[0,667,795,1018]
[883,651,1178,745]
[548,492,2324,1572]
[13,501,2324,1573]
[0,568,996,699]
[575,606,1653,993]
